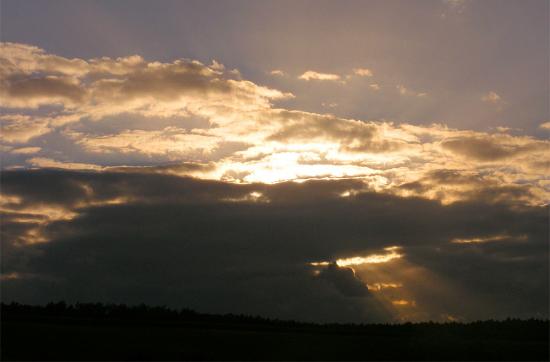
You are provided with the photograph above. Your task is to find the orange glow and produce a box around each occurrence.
[309,261,331,266]
[451,234,526,244]
[0,272,22,281]
[392,299,416,306]
[335,246,403,266]
[367,282,403,291]
[308,246,403,268]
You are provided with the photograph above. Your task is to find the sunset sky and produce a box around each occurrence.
[1,0,549,323]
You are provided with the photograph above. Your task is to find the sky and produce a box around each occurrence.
[0,0,549,323]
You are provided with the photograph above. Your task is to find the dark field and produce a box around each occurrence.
[2,303,548,361]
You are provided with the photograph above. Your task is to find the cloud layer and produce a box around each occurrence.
[0,43,548,322]
[1,43,548,207]
[1,169,547,322]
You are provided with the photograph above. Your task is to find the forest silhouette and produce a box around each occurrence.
[2,302,548,361]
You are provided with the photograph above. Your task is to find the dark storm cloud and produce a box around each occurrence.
[1,168,548,321]
[403,240,549,320]
[317,263,371,297]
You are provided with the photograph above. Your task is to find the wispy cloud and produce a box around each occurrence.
[298,70,341,81]
[270,69,285,76]
[353,68,373,77]
[440,0,469,18]
[396,84,427,97]
[10,147,41,155]
[27,157,103,170]
[482,91,502,104]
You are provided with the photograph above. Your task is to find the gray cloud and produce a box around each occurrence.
[2,76,85,107]
[441,136,545,161]
[317,263,371,297]
[1,169,547,322]
[267,110,405,153]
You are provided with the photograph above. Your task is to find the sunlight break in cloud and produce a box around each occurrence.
[336,246,403,266]
[310,246,404,268]
[367,282,403,291]
[392,300,416,307]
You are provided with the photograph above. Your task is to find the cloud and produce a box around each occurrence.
[26,157,103,170]
[0,7,546,325]
[396,84,427,97]
[392,299,415,306]
[482,91,502,104]
[270,69,285,76]
[440,134,546,161]
[440,0,469,18]
[539,122,550,130]
[265,110,406,154]
[311,246,404,267]
[298,71,341,81]
[0,115,53,144]
[85,61,292,117]
[353,68,373,77]
[1,75,85,108]
[443,0,468,12]
[0,42,292,139]
[335,247,403,266]
[321,102,338,108]
[316,263,371,297]
[0,169,547,322]
[10,147,41,155]
[0,42,89,77]
[68,127,222,159]
[451,234,520,244]
[0,43,548,207]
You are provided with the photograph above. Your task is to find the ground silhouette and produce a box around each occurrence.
[2,302,548,361]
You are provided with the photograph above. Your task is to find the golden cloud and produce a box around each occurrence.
[1,43,549,207]
[298,70,341,81]
[353,68,373,77]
